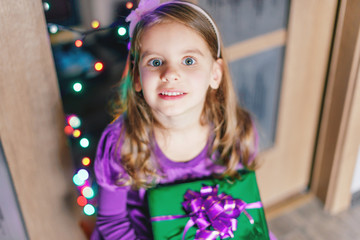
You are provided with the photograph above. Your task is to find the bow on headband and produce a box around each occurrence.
[126,0,160,37]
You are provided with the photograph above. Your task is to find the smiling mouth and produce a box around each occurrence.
[160,91,185,96]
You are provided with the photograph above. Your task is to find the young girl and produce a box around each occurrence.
[91,0,260,239]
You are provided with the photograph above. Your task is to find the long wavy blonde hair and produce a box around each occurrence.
[113,2,257,188]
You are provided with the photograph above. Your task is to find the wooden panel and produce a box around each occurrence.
[327,50,360,213]
[311,0,360,214]
[325,25,360,214]
[225,29,286,62]
[256,0,337,206]
[0,1,86,239]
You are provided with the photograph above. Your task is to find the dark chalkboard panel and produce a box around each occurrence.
[198,0,290,46]
[230,47,285,150]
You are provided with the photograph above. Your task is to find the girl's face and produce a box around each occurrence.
[136,21,223,121]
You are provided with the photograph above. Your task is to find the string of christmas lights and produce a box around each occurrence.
[65,114,97,215]
[47,0,136,216]
[47,19,128,38]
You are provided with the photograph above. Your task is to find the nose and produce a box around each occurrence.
[160,64,180,82]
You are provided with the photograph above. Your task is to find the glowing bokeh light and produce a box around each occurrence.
[94,62,104,71]
[127,42,131,50]
[80,138,90,148]
[82,157,91,166]
[126,2,134,9]
[73,82,82,92]
[43,2,50,11]
[72,129,81,138]
[82,186,95,199]
[91,20,100,29]
[49,24,58,34]
[64,125,74,135]
[72,174,85,186]
[77,196,88,207]
[68,115,81,128]
[77,169,89,181]
[75,39,83,48]
[84,204,96,216]
[117,27,127,36]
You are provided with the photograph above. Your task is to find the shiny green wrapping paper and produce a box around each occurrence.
[148,170,270,240]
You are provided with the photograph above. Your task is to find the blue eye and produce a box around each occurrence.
[183,57,196,66]
[149,59,163,67]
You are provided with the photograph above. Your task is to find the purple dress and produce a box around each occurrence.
[91,116,251,240]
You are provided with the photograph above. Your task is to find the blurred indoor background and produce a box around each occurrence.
[1,0,360,239]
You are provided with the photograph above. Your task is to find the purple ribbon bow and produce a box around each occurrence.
[151,185,263,240]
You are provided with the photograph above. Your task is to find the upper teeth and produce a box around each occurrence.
[161,92,184,96]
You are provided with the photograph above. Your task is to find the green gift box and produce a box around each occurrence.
[147,170,270,240]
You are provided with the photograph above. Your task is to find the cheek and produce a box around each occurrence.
[187,71,212,87]
[139,70,157,91]
[139,67,157,81]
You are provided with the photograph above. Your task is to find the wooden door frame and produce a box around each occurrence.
[256,0,338,206]
[311,0,360,214]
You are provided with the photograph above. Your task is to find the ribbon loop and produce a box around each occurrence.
[151,184,263,240]
[181,185,262,240]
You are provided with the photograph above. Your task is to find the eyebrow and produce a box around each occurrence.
[183,49,205,57]
[140,49,205,60]
[140,51,154,60]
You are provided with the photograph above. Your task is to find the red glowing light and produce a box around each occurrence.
[64,125,74,135]
[75,39,83,47]
[77,196,88,207]
[94,62,104,71]
[126,2,134,9]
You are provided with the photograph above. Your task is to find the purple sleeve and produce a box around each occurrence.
[94,118,125,192]
[94,188,138,240]
[92,117,139,240]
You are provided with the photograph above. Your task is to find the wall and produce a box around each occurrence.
[0,0,86,239]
